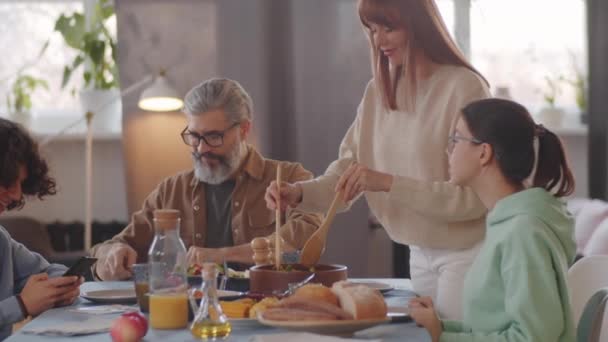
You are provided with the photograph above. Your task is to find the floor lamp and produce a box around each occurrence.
[41,70,183,251]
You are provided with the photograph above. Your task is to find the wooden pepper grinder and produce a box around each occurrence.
[251,237,272,266]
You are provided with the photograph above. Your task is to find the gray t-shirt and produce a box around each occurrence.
[204,180,236,248]
[0,226,67,339]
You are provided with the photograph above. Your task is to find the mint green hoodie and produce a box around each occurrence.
[440,188,576,342]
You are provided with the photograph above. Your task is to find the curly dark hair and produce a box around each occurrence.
[0,118,56,210]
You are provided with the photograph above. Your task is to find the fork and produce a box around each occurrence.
[272,273,315,298]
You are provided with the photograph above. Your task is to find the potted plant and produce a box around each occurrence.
[54,0,120,127]
[537,75,566,128]
[5,74,48,124]
[2,42,50,125]
[562,53,588,124]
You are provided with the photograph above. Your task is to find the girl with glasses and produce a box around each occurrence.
[410,98,576,342]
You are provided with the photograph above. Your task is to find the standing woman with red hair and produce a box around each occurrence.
[266,0,489,319]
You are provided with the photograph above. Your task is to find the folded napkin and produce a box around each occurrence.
[69,304,138,315]
[250,332,381,342]
[21,316,114,336]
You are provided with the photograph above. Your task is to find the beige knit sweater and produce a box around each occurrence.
[298,65,490,249]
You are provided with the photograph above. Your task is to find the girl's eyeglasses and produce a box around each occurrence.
[446,134,484,155]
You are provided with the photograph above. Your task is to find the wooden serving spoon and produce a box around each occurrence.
[299,190,342,267]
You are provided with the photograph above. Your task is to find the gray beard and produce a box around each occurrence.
[193,142,245,184]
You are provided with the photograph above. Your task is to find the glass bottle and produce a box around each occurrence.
[148,209,189,329]
[190,263,232,339]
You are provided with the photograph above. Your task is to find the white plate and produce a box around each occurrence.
[257,316,390,336]
[191,290,245,301]
[230,318,261,328]
[348,281,394,293]
[81,289,137,304]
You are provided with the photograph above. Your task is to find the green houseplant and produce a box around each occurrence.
[54,0,119,92]
[3,41,49,122]
[562,52,588,123]
[54,0,121,129]
[542,76,560,108]
[538,75,566,128]
[6,74,48,116]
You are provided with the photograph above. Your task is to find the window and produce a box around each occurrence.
[469,0,587,114]
[437,0,455,39]
[0,1,86,115]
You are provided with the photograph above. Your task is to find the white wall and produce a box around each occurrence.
[563,134,588,199]
[4,137,129,223]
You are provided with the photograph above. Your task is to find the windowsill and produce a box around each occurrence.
[532,113,588,137]
[3,108,587,141]
[1,110,122,142]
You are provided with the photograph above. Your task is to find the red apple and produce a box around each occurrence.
[110,311,148,342]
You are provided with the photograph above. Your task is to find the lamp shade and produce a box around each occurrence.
[138,74,183,111]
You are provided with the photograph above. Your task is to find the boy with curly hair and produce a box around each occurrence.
[0,118,82,340]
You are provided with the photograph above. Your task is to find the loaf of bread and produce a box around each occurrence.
[292,283,339,306]
[262,308,339,321]
[331,281,388,320]
[274,296,353,320]
[260,282,388,321]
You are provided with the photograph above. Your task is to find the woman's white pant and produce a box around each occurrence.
[409,242,482,320]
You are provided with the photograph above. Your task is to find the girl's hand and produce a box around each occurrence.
[409,297,442,342]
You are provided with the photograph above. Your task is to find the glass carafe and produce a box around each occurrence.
[148,209,188,329]
[190,263,232,339]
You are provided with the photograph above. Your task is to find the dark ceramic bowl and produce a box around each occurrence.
[248,264,348,295]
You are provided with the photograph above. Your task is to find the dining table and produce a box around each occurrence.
[6,278,431,342]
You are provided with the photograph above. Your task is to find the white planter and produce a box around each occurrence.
[8,110,32,127]
[537,106,565,129]
[79,88,122,132]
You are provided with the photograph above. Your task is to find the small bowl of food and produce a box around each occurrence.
[187,291,277,321]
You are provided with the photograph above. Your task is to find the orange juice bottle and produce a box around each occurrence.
[148,209,188,329]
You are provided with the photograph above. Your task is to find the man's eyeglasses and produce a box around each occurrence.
[446,134,484,155]
[181,122,240,148]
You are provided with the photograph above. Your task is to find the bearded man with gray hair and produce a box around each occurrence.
[91,78,322,280]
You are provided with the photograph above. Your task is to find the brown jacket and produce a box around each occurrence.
[91,145,323,262]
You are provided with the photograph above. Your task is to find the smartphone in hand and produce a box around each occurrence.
[63,256,98,278]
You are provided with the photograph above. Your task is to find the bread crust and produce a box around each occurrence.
[293,283,340,306]
[262,308,339,321]
[331,281,388,319]
[276,297,353,320]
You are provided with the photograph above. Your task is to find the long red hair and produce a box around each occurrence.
[358,0,488,111]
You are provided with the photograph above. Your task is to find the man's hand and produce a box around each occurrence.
[20,273,81,316]
[95,243,137,280]
[335,162,393,202]
[265,181,303,211]
[186,246,224,265]
[409,296,442,342]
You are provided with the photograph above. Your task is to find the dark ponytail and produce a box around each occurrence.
[533,126,575,197]
[461,98,575,197]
